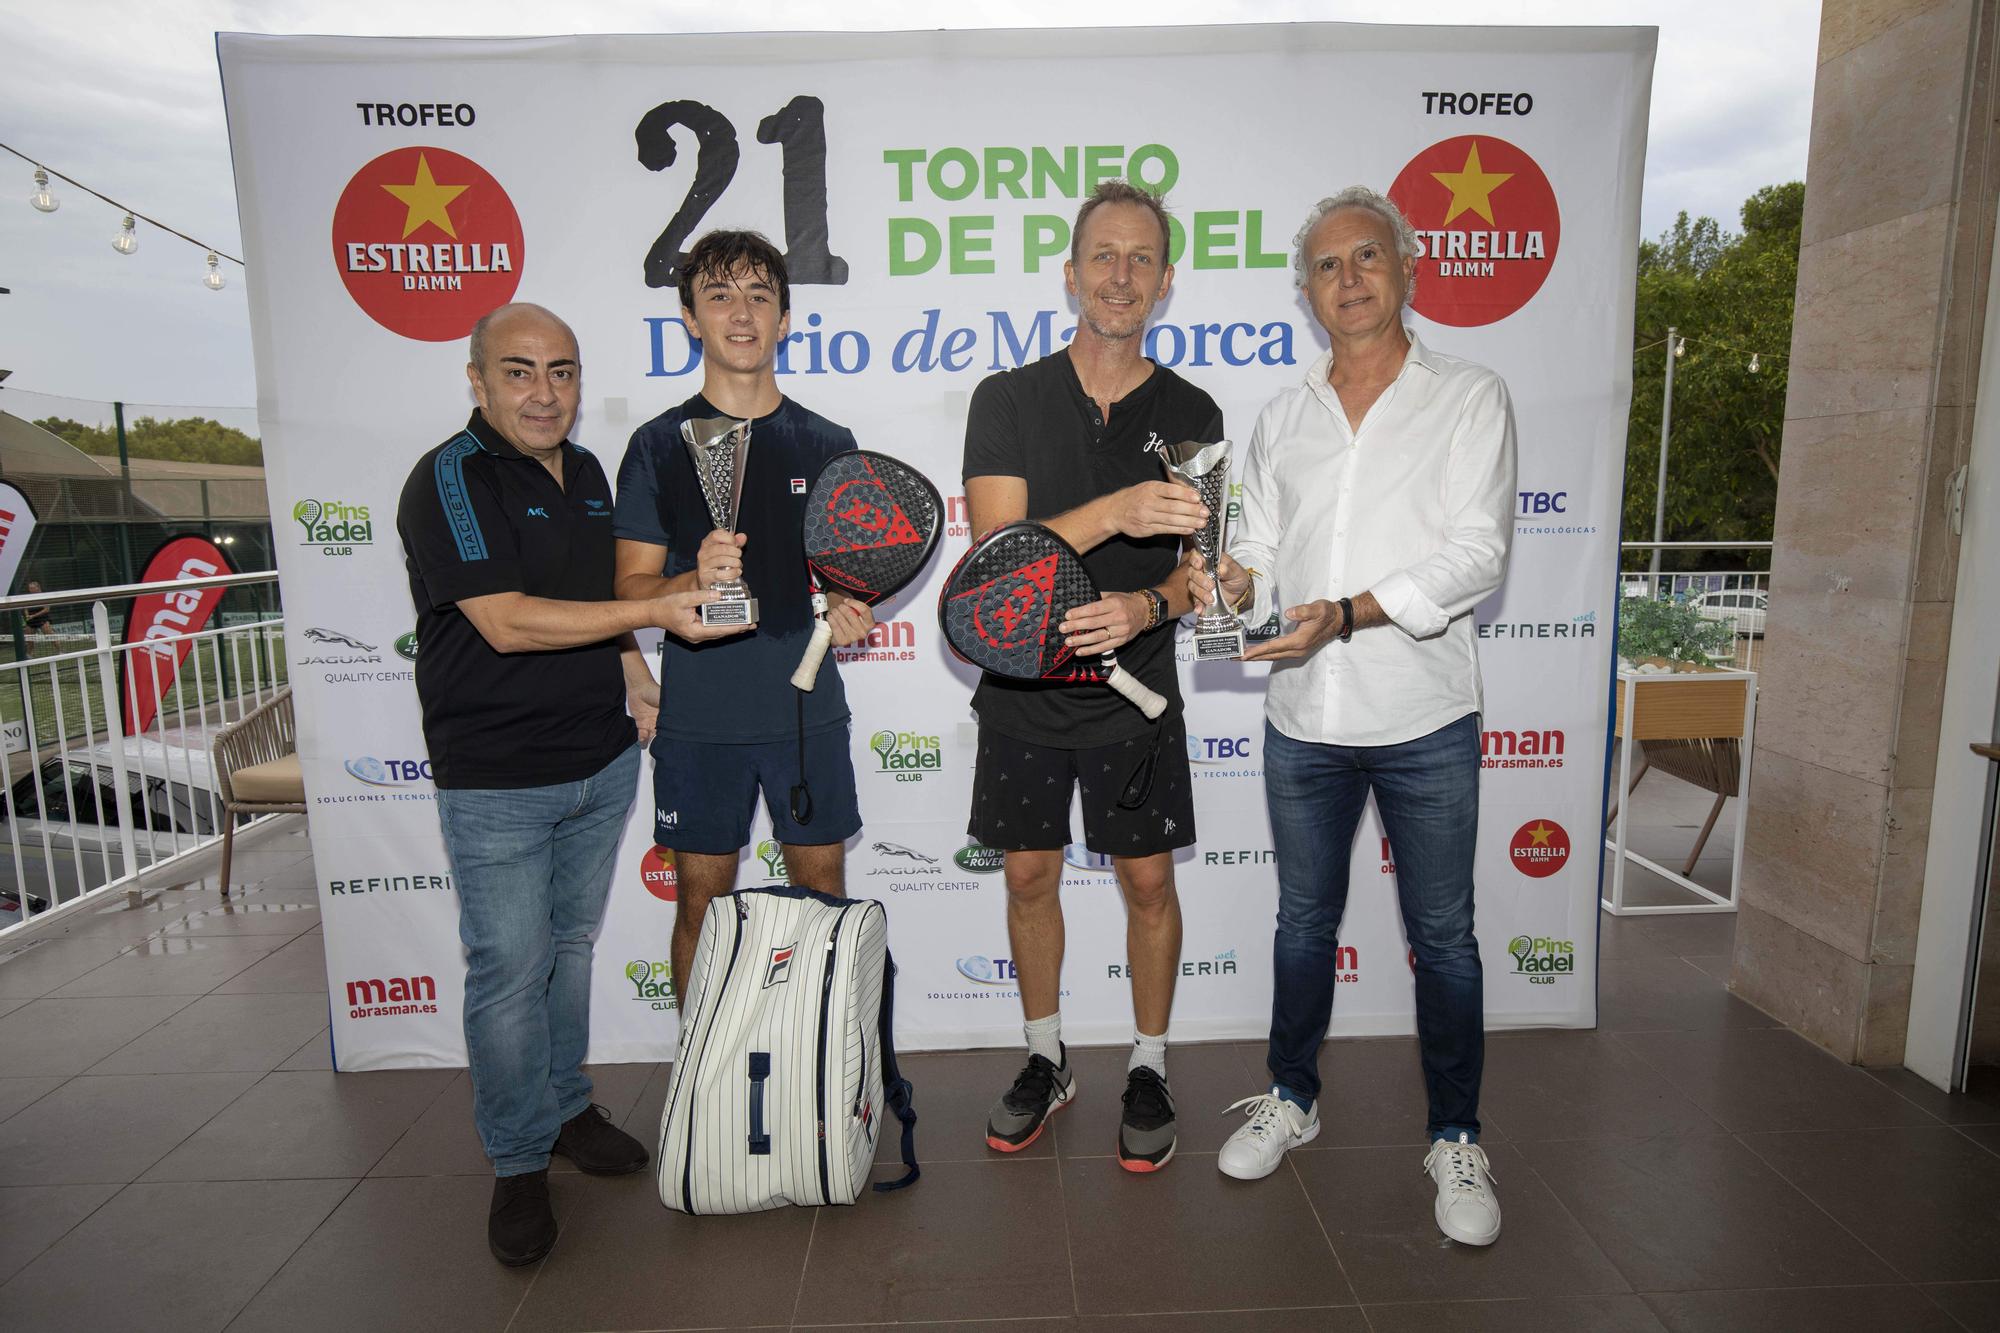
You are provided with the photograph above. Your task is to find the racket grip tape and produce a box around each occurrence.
[1104,664,1167,719]
[791,617,835,691]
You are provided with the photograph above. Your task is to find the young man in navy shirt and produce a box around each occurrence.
[613,231,875,1003]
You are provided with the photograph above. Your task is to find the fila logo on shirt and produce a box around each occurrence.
[763,942,799,989]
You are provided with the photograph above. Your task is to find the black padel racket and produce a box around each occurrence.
[791,450,944,690]
[936,520,1167,719]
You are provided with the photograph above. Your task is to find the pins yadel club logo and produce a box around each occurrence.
[1388,135,1560,327]
[1508,935,1576,983]
[1509,819,1571,878]
[869,728,941,781]
[755,839,790,883]
[626,959,677,1009]
[332,146,524,342]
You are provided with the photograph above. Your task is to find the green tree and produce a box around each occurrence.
[1624,182,1801,570]
[32,415,263,467]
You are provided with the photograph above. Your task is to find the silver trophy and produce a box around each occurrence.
[681,414,759,626]
[1155,438,1245,660]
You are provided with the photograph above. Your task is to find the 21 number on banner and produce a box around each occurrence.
[637,93,849,288]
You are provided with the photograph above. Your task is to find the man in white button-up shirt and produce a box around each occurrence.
[1192,187,1516,1247]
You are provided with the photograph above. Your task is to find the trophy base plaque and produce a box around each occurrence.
[1192,625,1247,661]
[701,597,758,627]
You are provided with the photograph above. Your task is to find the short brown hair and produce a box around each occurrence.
[1070,180,1173,266]
[680,230,790,314]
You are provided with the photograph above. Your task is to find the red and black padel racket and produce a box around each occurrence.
[936,520,1167,720]
[791,450,945,691]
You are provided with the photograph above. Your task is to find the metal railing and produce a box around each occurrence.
[1618,541,1772,673]
[0,571,286,939]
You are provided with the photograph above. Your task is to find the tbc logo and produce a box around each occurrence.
[346,975,438,1019]
[1388,135,1560,326]
[640,846,677,902]
[869,729,942,782]
[763,943,798,989]
[1517,490,1568,515]
[1185,734,1254,763]
[331,145,524,341]
[955,954,1018,986]
[292,498,373,554]
[1509,819,1571,878]
[1063,843,1114,874]
[626,959,677,1008]
[1508,935,1576,984]
[343,755,434,786]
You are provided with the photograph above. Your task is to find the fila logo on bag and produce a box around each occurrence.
[763,942,798,989]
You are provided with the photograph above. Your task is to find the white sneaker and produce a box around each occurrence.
[1217,1089,1320,1180]
[1423,1134,1502,1246]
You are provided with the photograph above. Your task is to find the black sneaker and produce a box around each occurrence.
[552,1103,649,1176]
[1117,1066,1177,1173]
[985,1045,1075,1152]
[489,1169,556,1266]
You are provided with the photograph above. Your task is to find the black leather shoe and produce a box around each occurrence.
[488,1169,556,1266]
[552,1103,650,1176]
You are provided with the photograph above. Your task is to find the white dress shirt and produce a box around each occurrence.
[1230,327,1517,747]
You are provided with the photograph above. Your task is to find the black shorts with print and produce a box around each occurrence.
[968,713,1196,857]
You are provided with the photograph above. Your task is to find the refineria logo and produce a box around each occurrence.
[1481,727,1566,771]
[869,728,942,782]
[331,146,524,341]
[640,846,677,902]
[292,498,373,556]
[626,959,677,1009]
[1509,819,1571,878]
[345,974,438,1020]
[835,620,918,665]
[1388,135,1560,326]
[1508,934,1576,984]
[1108,949,1239,980]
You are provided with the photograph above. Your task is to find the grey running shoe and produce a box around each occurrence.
[985,1046,1075,1152]
[1118,1065,1177,1172]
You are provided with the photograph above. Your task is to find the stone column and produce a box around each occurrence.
[1731,0,1997,1064]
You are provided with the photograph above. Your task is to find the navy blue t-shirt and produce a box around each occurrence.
[614,394,853,743]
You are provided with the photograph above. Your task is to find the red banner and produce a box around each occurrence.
[121,535,235,736]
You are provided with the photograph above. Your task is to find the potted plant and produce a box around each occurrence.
[1613,594,1751,742]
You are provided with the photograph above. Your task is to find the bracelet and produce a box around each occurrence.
[1337,595,1354,643]
[1139,588,1166,631]
[1232,568,1262,614]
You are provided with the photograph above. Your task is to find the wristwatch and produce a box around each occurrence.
[1139,588,1168,631]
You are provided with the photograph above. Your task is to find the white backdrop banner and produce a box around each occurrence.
[219,24,1653,1070]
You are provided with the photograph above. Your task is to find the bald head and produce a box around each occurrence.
[469,302,578,371]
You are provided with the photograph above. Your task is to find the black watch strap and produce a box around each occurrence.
[1143,587,1169,629]
[1337,596,1354,643]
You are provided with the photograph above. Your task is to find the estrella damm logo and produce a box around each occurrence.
[1388,135,1560,327]
[639,846,677,903]
[331,146,524,341]
[1508,819,1571,878]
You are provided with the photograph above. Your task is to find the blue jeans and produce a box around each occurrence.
[1263,714,1483,1142]
[436,744,640,1175]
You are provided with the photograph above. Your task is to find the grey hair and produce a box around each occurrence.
[468,302,577,369]
[1291,187,1420,306]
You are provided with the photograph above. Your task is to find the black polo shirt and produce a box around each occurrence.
[398,410,632,789]
[963,350,1224,748]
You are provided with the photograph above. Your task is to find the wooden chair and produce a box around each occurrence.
[210,688,306,895]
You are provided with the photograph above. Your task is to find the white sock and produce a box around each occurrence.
[1024,1012,1063,1067]
[1129,1028,1167,1078]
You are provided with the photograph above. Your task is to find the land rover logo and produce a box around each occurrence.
[394,631,419,660]
[954,842,1005,873]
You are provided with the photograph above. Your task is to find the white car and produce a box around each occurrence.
[1692,589,1768,638]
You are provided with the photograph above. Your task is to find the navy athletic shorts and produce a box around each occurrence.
[650,723,861,854]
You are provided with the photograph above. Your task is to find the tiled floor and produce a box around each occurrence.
[2,817,1999,1330]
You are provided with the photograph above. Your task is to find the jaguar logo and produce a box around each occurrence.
[304,627,377,651]
[871,840,937,865]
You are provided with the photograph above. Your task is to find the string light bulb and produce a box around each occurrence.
[1748,352,1761,373]
[112,213,137,255]
[202,250,226,291]
[1673,337,1686,358]
[28,166,58,213]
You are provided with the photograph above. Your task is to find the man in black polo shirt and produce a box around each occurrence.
[398,302,743,1266]
[964,181,1221,1173]
[613,230,876,1010]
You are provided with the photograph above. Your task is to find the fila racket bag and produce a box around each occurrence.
[656,887,919,1214]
